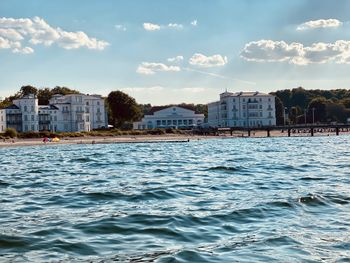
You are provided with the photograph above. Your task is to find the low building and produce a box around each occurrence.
[133,106,205,130]
[208,91,276,128]
[1,93,107,133]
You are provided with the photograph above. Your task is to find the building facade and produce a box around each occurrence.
[208,91,276,128]
[133,106,205,130]
[0,93,107,133]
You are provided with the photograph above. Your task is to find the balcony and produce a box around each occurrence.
[39,120,51,125]
[7,120,22,125]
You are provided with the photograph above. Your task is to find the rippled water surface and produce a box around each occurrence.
[1,136,350,262]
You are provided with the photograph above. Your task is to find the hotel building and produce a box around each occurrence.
[208,91,276,128]
[133,106,205,130]
[0,93,107,132]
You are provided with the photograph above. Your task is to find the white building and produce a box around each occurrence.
[133,106,205,130]
[1,93,107,132]
[208,91,276,128]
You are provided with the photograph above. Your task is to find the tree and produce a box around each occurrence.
[107,90,141,128]
[274,96,284,125]
[308,97,328,123]
[326,103,348,123]
[20,85,38,96]
[37,88,53,105]
[51,86,80,95]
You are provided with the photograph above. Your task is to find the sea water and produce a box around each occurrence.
[0,136,349,262]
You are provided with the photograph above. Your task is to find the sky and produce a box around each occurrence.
[1,0,350,105]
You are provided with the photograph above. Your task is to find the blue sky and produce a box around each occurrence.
[1,0,350,104]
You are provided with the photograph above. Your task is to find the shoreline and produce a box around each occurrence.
[0,130,349,148]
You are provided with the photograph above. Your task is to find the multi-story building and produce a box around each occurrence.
[0,93,107,132]
[133,106,205,130]
[208,91,276,128]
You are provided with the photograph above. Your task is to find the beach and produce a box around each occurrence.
[1,129,349,148]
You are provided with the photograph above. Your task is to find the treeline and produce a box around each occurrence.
[0,85,80,108]
[271,87,350,125]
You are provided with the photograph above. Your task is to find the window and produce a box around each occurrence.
[259,105,262,109]
[24,115,28,121]
[260,112,263,117]
[54,116,57,121]
[31,125,34,131]
[24,106,27,112]
[97,101,100,106]
[31,115,34,121]
[232,98,235,102]
[243,98,245,102]
[86,116,90,122]
[31,106,34,112]
[97,108,100,113]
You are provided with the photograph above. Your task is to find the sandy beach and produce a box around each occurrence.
[0,129,349,148]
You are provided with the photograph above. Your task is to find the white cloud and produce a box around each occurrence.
[167,23,183,30]
[115,24,126,31]
[143,22,185,31]
[13,46,34,54]
[136,62,181,75]
[0,16,109,54]
[0,28,23,40]
[240,40,303,63]
[189,53,228,67]
[297,19,342,30]
[143,22,161,31]
[240,39,350,65]
[167,55,184,63]
[191,20,198,26]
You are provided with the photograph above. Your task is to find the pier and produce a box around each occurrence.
[195,124,350,137]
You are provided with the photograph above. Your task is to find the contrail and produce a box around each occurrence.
[183,67,256,85]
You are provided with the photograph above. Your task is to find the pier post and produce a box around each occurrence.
[310,128,314,136]
[288,129,291,137]
[267,129,270,137]
[248,130,251,137]
[336,127,339,136]
[230,129,233,136]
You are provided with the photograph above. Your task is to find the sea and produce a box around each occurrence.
[0,136,349,262]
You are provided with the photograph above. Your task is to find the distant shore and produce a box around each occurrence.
[0,129,349,148]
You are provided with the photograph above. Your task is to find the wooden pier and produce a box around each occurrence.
[194,124,350,137]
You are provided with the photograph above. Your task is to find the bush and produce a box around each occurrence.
[4,128,17,138]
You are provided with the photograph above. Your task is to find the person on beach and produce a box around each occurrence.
[43,137,49,143]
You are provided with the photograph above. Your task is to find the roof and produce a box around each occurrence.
[4,104,20,110]
[148,105,199,115]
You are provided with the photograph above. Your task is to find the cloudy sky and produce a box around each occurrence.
[1,0,350,105]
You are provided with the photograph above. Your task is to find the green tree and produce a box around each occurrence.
[274,96,284,125]
[308,97,328,123]
[107,90,141,128]
[326,103,348,123]
[51,86,80,95]
[20,85,38,96]
[37,88,53,105]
